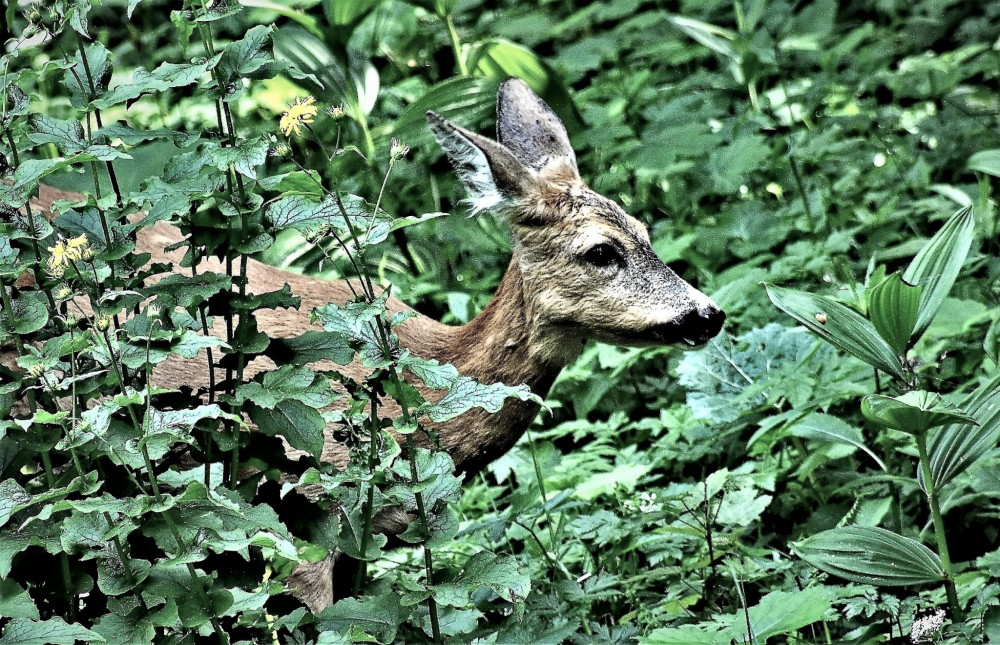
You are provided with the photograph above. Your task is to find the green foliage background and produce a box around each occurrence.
[2,0,1000,642]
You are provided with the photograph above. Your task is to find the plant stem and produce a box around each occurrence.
[914,432,962,618]
[445,14,468,76]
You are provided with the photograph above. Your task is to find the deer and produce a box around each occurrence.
[5,78,725,611]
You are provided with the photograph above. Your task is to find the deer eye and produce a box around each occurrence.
[583,243,621,268]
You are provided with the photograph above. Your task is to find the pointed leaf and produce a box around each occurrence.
[968,149,1000,178]
[901,206,975,341]
[791,526,943,586]
[926,374,1000,489]
[765,284,905,379]
[789,413,886,470]
[866,273,921,355]
[863,391,976,435]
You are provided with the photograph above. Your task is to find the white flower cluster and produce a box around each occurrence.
[909,609,945,643]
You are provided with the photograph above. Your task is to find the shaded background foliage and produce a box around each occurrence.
[3,0,1000,642]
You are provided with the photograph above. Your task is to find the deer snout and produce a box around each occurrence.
[678,305,726,345]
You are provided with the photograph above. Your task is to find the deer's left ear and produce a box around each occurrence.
[427,110,539,215]
[496,78,579,178]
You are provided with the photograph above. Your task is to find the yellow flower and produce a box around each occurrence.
[47,240,68,268]
[65,233,91,261]
[27,363,46,379]
[46,234,92,271]
[279,96,318,137]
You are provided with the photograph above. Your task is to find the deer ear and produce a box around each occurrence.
[427,110,538,215]
[496,78,578,177]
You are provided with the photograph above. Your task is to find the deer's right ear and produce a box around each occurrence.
[427,110,537,215]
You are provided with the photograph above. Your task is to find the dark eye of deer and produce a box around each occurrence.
[584,244,620,268]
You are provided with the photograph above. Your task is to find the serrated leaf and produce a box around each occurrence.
[433,552,530,617]
[862,391,975,435]
[791,526,943,585]
[265,330,356,366]
[0,617,106,644]
[246,399,325,456]
[866,273,921,355]
[92,56,223,110]
[235,365,336,409]
[207,136,269,179]
[423,377,539,423]
[901,206,975,341]
[765,283,905,379]
[27,115,87,152]
[316,593,410,643]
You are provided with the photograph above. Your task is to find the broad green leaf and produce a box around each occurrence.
[423,377,540,423]
[926,374,1000,489]
[789,412,886,470]
[433,551,531,617]
[235,365,336,409]
[901,206,975,341]
[968,150,1000,178]
[765,284,905,379]
[316,593,410,643]
[27,115,87,152]
[8,291,49,334]
[791,526,943,585]
[730,587,834,643]
[389,76,502,149]
[866,273,921,355]
[246,399,325,456]
[0,578,39,619]
[0,617,106,644]
[862,391,975,435]
[265,330,356,366]
[92,56,223,110]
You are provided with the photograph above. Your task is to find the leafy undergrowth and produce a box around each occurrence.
[3,0,1000,643]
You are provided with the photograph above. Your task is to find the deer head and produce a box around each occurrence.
[426,78,725,364]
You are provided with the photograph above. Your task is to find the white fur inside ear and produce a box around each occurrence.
[447,138,505,215]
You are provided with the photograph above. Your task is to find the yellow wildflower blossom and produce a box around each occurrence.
[279,96,318,137]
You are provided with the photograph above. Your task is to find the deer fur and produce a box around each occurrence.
[5,78,725,611]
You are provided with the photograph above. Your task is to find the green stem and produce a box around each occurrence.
[445,14,468,76]
[789,154,816,234]
[915,432,962,618]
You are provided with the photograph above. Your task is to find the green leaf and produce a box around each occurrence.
[27,115,87,152]
[265,330,356,366]
[791,526,943,586]
[901,206,975,341]
[423,377,540,423]
[246,399,325,456]
[732,587,834,642]
[316,593,410,643]
[0,578,39,619]
[866,273,921,355]
[765,284,905,379]
[389,76,502,149]
[927,374,1000,489]
[0,617,106,644]
[789,412,887,470]
[968,149,1000,177]
[235,365,336,409]
[862,391,976,435]
[92,56,223,110]
[206,135,269,179]
[434,552,530,618]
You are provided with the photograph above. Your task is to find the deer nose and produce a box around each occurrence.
[678,306,726,345]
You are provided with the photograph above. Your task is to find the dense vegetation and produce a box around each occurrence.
[1,0,999,642]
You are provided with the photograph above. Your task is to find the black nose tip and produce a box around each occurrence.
[680,307,726,344]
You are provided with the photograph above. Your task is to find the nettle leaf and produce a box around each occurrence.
[901,206,975,342]
[236,365,336,409]
[206,135,269,179]
[316,593,410,643]
[92,55,223,110]
[215,25,281,98]
[765,283,906,380]
[862,391,975,435]
[423,377,539,423]
[8,290,49,334]
[27,115,87,152]
[144,405,239,453]
[265,330,356,366]
[677,322,837,423]
[0,617,106,644]
[398,353,461,389]
[434,552,531,617]
[314,294,389,366]
[866,273,921,355]
[246,399,325,456]
[791,526,943,586]
[389,449,462,511]
[1,84,30,129]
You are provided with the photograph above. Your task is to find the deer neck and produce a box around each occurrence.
[424,259,580,476]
